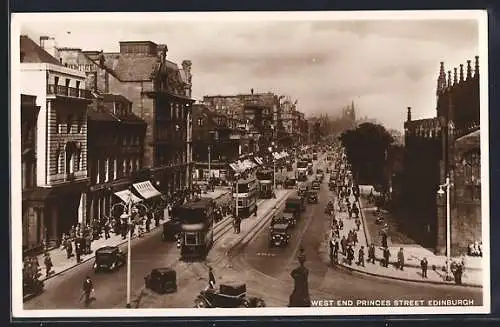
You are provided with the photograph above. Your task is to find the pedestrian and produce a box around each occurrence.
[333,239,339,263]
[208,266,216,289]
[340,236,347,256]
[65,237,73,259]
[397,248,405,270]
[383,247,390,268]
[346,245,354,265]
[367,243,376,264]
[357,246,365,267]
[353,230,358,246]
[421,257,428,278]
[75,237,82,263]
[43,252,53,277]
[81,276,94,307]
[104,221,111,240]
[381,232,388,248]
[329,239,334,266]
[355,218,361,231]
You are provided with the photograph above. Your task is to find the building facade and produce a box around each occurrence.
[20,35,91,248]
[55,40,195,197]
[86,93,146,225]
[21,94,41,253]
[403,57,481,255]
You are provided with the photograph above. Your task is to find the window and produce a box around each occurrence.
[123,159,127,175]
[136,158,140,171]
[113,158,118,180]
[56,148,64,174]
[76,81,80,90]
[105,158,110,182]
[67,115,73,133]
[176,104,180,120]
[197,118,204,127]
[75,150,81,171]
[55,110,63,134]
[170,103,174,119]
[129,158,133,173]
[54,76,59,86]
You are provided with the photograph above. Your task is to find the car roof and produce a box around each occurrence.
[96,246,119,253]
[272,223,289,230]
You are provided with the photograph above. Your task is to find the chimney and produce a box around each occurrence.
[251,88,254,95]
[407,107,412,122]
[39,36,59,61]
[447,70,452,88]
[453,67,458,85]
[474,56,479,77]
[459,64,464,82]
[466,60,472,80]
[437,61,445,94]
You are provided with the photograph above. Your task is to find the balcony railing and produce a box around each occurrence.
[47,84,91,99]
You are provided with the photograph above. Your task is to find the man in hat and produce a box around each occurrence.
[208,266,216,289]
[357,246,365,267]
[81,276,94,307]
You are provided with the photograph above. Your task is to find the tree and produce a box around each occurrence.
[339,123,394,186]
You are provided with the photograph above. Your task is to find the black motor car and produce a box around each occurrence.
[298,184,309,197]
[311,180,321,190]
[145,267,177,294]
[269,223,291,247]
[93,246,126,272]
[194,282,266,308]
[284,177,297,189]
[282,211,297,228]
[307,190,319,204]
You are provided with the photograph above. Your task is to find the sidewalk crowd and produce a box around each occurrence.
[325,165,483,287]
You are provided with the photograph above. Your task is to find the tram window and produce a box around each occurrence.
[238,200,244,207]
[185,233,197,245]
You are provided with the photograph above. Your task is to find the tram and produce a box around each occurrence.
[256,168,274,199]
[233,177,258,218]
[296,160,308,181]
[175,198,215,260]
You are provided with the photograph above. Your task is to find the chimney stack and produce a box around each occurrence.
[459,64,464,82]
[251,88,254,95]
[453,67,458,85]
[474,56,479,77]
[407,107,412,122]
[466,60,472,80]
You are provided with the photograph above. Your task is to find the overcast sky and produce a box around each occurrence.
[16,12,483,130]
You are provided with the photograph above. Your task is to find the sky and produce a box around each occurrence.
[15,12,483,131]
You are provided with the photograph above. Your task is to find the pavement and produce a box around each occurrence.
[325,180,483,288]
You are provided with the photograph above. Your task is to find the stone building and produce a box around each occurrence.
[21,94,41,253]
[20,35,91,248]
[56,40,195,197]
[403,57,481,255]
[86,93,147,225]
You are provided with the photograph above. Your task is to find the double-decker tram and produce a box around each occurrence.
[256,168,274,199]
[296,160,308,181]
[175,198,215,260]
[233,177,258,218]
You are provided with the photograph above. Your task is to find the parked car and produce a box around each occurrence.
[93,246,126,272]
[145,267,177,294]
[194,282,265,308]
[311,180,321,190]
[284,177,297,189]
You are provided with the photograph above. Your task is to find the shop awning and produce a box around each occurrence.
[132,181,162,200]
[243,159,255,170]
[254,157,263,165]
[114,189,143,203]
[229,163,240,172]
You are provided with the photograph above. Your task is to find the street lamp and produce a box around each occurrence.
[111,192,148,308]
[234,172,240,219]
[208,144,211,183]
[437,176,453,281]
[268,144,276,192]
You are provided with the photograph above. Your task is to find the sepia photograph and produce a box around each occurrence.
[10,10,489,318]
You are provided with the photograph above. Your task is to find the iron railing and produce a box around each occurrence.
[47,84,91,99]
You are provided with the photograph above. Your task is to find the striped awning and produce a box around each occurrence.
[132,181,162,200]
[254,157,263,165]
[229,163,240,172]
[114,190,143,204]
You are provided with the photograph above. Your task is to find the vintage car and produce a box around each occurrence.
[316,169,324,181]
[311,180,321,190]
[313,153,318,160]
[145,267,177,294]
[271,215,292,228]
[93,246,126,272]
[194,282,266,308]
[298,184,309,197]
[161,219,182,241]
[284,177,297,189]
[307,190,319,204]
[281,211,297,228]
[329,181,336,191]
[269,223,291,247]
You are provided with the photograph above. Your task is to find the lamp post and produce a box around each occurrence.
[234,172,240,219]
[208,144,211,183]
[268,143,276,192]
[437,176,453,281]
[111,192,148,308]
